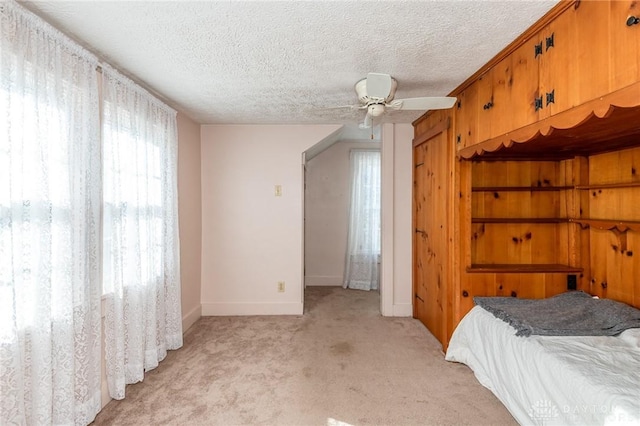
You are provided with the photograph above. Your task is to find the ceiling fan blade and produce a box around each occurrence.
[366,73,392,100]
[321,104,364,110]
[391,96,457,110]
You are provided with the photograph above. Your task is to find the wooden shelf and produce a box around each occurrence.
[568,218,640,233]
[472,217,567,224]
[467,264,583,273]
[575,182,640,190]
[472,186,573,192]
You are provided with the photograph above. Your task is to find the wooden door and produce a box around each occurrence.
[454,83,479,150]
[487,55,514,138]
[509,34,542,130]
[610,0,640,92]
[476,71,493,142]
[413,125,450,344]
[573,0,611,104]
[539,4,578,118]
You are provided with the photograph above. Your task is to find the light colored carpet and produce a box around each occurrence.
[93,287,516,425]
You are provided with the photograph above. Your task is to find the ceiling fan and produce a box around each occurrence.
[338,73,457,128]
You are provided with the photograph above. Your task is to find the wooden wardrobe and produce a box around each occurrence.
[413,0,640,350]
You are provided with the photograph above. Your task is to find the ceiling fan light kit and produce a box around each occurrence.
[346,72,457,128]
[354,75,398,103]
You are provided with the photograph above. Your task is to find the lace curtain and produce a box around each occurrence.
[343,150,381,291]
[101,65,182,400]
[0,2,102,424]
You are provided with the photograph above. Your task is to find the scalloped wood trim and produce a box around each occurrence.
[458,81,640,160]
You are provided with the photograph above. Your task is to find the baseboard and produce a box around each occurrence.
[393,303,413,317]
[202,302,303,316]
[304,275,343,286]
[182,304,202,332]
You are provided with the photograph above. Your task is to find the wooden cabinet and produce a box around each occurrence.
[455,0,640,152]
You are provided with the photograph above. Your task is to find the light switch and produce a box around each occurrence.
[275,185,282,197]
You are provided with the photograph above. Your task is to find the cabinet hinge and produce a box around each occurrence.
[534,96,543,111]
[534,42,543,58]
[545,33,555,51]
[546,90,555,106]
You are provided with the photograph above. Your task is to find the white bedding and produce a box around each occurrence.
[445,306,640,426]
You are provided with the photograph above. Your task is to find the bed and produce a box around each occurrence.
[445,303,640,425]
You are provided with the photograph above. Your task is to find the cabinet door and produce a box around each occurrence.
[539,3,579,118]
[573,0,611,104]
[476,71,493,142]
[487,55,513,138]
[509,35,541,130]
[610,0,640,92]
[454,82,479,150]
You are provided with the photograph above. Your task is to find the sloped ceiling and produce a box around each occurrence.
[23,1,558,125]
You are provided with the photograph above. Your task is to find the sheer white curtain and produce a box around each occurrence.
[343,150,381,291]
[101,65,182,400]
[0,2,102,424]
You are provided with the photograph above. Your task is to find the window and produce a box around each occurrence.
[101,106,164,295]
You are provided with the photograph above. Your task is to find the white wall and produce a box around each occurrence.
[304,139,380,287]
[200,123,413,317]
[379,123,413,317]
[200,124,342,315]
[177,112,202,332]
[391,123,414,317]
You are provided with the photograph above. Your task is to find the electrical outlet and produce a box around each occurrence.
[277,281,285,292]
[567,274,577,291]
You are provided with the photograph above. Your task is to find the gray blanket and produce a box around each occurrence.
[474,291,640,337]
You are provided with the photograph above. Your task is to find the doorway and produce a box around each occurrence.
[303,139,381,309]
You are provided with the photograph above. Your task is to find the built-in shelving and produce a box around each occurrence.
[575,182,640,190]
[467,264,583,273]
[471,218,567,224]
[472,186,573,192]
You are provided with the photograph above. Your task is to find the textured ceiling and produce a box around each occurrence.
[24,1,558,125]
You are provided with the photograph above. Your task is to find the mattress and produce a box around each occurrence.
[445,306,640,425]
